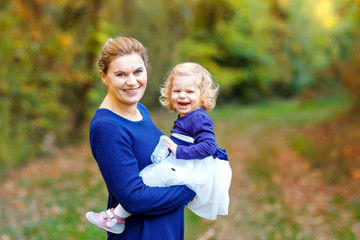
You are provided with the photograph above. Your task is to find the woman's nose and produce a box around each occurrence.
[127,74,137,85]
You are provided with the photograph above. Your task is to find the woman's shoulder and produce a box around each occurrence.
[91,108,117,124]
[90,110,118,131]
[89,111,133,143]
[138,103,150,115]
[90,109,129,133]
[136,103,153,123]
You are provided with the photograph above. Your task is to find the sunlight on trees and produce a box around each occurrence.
[313,0,339,30]
[0,0,359,169]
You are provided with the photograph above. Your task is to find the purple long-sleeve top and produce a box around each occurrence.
[171,108,228,161]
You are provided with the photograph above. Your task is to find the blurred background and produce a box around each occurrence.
[1,0,360,239]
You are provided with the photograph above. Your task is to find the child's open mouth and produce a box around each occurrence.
[178,102,189,107]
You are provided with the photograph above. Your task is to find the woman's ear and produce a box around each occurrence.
[100,70,108,86]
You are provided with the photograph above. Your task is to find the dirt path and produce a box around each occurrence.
[196,123,360,240]
[194,123,267,240]
[0,143,103,240]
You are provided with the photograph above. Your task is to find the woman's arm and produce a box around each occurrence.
[90,122,195,215]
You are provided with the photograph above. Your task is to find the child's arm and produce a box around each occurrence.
[174,113,218,160]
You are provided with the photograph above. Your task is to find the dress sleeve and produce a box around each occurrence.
[91,122,195,215]
[176,114,218,159]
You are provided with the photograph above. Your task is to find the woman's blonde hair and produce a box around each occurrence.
[160,62,219,112]
[98,36,149,74]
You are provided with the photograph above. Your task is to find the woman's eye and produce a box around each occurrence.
[135,70,143,74]
[117,73,125,77]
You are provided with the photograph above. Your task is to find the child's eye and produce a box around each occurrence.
[135,70,143,74]
[117,73,125,77]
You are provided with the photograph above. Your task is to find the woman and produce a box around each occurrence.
[88,36,195,239]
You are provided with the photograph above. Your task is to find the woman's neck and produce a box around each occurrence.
[100,94,142,121]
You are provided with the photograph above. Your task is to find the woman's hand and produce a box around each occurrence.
[163,136,177,156]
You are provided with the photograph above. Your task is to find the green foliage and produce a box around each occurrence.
[0,2,70,169]
[0,0,108,170]
[174,0,360,102]
[1,0,359,169]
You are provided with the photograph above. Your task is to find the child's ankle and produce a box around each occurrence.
[114,206,131,218]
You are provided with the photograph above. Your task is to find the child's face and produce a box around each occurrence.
[170,75,201,117]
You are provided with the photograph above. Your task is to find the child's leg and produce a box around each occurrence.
[114,204,132,218]
[86,203,131,234]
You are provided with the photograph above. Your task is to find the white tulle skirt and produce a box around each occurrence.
[140,135,232,220]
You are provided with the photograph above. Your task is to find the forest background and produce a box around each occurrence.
[1,0,359,169]
[1,0,360,239]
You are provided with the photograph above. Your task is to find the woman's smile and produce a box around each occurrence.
[123,87,140,93]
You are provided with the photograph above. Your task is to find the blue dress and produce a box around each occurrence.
[89,103,196,240]
[140,108,232,220]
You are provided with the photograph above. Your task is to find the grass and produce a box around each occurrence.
[1,93,358,239]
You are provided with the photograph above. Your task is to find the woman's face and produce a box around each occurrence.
[101,53,147,107]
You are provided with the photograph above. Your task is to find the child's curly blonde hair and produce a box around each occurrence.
[160,62,219,112]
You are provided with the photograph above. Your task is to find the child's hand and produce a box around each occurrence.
[163,136,177,156]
